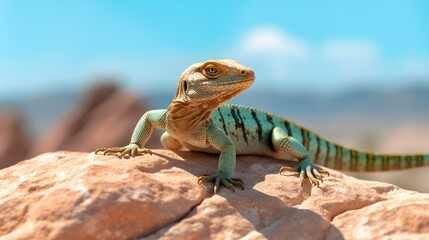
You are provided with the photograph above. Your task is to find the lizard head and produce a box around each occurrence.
[173,59,255,109]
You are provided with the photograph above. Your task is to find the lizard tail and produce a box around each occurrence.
[301,129,429,172]
[315,146,429,172]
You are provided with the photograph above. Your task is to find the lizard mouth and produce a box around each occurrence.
[206,77,255,86]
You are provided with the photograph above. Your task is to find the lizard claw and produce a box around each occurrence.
[279,158,329,187]
[278,165,299,173]
[197,173,244,194]
[95,143,152,159]
[95,147,123,156]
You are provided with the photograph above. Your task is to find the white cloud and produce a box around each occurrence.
[238,26,308,58]
[234,27,386,91]
[317,40,381,85]
[235,26,429,92]
[322,40,379,62]
[233,26,309,88]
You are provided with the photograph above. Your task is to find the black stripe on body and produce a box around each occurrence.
[250,109,263,141]
[382,155,389,170]
[350,150,358,171]
[366,153,374,171]
[335,145,342,169]
[324,142,330,167]
[217,109,228,135]
[314,136,321,164]
[388,155,395,170]
[236,108,249,144]
[417,155,424,167]
[230,106,248,144]
[265,114,275,151]
[318,139,327,166]
[302,129,310,150]
[406,155,413,168]
[299,128,307,149]
[283,121,292,136]
[394,155,401,170]
[266,114,274,127]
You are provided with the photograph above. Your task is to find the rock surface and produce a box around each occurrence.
[28,84,161,158]
[0,112,30,169]
[0,150,428,240]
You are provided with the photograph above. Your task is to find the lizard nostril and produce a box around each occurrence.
[241,70,246,75]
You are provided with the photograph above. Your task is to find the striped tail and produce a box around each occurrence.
[299,128,429,172]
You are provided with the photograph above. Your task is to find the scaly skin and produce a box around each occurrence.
[96,59,429,193]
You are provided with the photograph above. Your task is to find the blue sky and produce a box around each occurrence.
[1,0,429,99]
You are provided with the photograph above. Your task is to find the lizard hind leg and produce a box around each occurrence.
[271,127,328,187]
[161,132,183,150]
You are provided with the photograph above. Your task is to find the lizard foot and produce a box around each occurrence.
[197,173,244,194]
[95,143,152,158]
[279,158,329,187]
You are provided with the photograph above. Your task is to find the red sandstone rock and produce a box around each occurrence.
[0,150,428,239]
[29,84,161,158]
[0,112,30,169]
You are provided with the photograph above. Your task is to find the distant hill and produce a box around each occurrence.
[0,90,78,138]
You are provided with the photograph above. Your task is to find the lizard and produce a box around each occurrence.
[95,59,429,193]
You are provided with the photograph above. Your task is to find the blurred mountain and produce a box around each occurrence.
[0,90,78,138]
[0,112,31,169]
[231,84,429,124]
[0,83,162,168]
[28,83,162,158]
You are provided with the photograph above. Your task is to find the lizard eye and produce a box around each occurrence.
[207,67,218,75]
[204,64,220,77]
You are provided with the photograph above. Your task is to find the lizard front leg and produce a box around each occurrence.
[271,127,329,187]
[95,110,167,158]
[197,122,244,193]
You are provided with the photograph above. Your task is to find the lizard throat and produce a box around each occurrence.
[167,100,218,129]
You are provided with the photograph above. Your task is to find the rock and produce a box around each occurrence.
[0,111,30,169]
[29,84,161,158]
[0,150,428,239]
